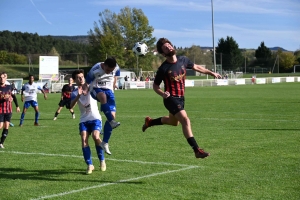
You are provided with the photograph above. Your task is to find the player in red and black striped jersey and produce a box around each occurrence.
[0,72,20,148]
[53,77,75,120]
[142,38,222,159]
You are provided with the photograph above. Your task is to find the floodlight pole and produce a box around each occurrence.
[211,0,216,73]
[136,55,139,77]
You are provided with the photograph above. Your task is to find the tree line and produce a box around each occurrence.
[1,6,300,73]
[0,30,88,65]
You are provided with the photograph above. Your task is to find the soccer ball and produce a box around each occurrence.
[132,42,148,56]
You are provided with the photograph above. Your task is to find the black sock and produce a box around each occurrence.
[149,117,163,127]
[187,137,199,151]
[71,112,74,115]
[54,112,59,117]
[1,129,8,144]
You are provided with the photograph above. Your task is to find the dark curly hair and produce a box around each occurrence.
[156,38,173,54]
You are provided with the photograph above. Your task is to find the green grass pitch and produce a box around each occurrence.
[0,83,299,200]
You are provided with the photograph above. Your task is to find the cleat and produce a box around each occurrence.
[100,160,106,171]
[72,114,75,119]
[100,142,111,155]
[0,144,4,149]
[9,122,14,127]
[53,117,57,120]
[195,148,210,159]
[19,124,23,127]
[34,122,39,126]
[86,165,94,175]
[109,120,120,129]
[142,117,152,132]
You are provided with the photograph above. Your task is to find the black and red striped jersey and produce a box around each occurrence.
[62,84,75,100]
[0,85,13,114]
[154,56,194,97]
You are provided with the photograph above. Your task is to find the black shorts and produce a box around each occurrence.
[163,96,185,115]
[0,113,12,122]
[58,99,71,109]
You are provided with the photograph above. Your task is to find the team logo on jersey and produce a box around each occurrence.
[168,67,186,82]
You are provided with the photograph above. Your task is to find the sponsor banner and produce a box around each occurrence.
[297,77,300,82]
[185,80,194,87]
[217,79,228,86]
[235,79,245,85]
[126,81,146,89]
[256,78,266,84]
[286,77,294,82]
[39,74,59,81]
[272,77,281,83]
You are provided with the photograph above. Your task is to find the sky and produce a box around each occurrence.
[1,0,300,51]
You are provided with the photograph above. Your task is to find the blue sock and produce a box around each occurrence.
[20,113,25,125]
[101,103,113,122]
[35,112,40,123]
[96,145,105,161]
[82,146,93,165]
[103,120,112,143]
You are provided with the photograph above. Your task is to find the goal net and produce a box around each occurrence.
[7,78,23,94]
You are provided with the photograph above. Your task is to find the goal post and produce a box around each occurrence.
[7,78,23,93]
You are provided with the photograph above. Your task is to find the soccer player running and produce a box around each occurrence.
[53,77,75,120]
[142,38,222,159]
[0,72,20,148]
[19,75,47,126]
[86,57,120,155]
[70,69,106,174]
[3,72,16,127]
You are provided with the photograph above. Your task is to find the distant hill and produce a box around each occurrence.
[50,36,288,51]
[49,35,89,44]
[201,46,288,52]
[269,47,287,51]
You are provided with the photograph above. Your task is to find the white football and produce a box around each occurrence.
[132,42,148,56]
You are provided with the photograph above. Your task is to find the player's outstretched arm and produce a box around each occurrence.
[193,64,222,79]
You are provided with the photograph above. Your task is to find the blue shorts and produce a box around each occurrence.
[79,119,102,134]
[91,88,116,112]
[24,100,38,109]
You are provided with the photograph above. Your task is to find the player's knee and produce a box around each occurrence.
[171,121,180,126]
[180,117,190,126]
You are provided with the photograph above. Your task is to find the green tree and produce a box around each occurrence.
[88,7,156,73]
[294,50,300,64]
[255,41,272,68]
[216,36,243,71]
[0,50,8,64]
[185,45,213,68]
[279,52,296,70]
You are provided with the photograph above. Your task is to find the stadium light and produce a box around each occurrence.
[211,0,216,73]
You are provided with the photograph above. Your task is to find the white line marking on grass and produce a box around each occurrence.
[200,117,299,122]
[31,165,199,200]
[1,151,198,167]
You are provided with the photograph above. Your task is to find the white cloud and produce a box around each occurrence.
[90,0,300,15]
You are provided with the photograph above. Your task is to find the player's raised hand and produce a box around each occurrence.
[211,72,222,79]
[82,83,89,96]
[77,86,83,96]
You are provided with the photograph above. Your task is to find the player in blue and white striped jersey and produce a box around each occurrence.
[70,69,106,174]
[86,57,120,155]
[19,75,47,126]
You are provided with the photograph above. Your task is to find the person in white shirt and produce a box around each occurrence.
[70,69,106,174]
[86,57,121,155]
[19,75,47,126]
